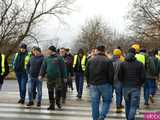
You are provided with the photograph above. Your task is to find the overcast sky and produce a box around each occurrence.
[38,0,133,48]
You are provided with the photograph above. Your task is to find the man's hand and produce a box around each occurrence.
[38,76,43,80]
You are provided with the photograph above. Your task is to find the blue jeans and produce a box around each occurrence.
[149,79,157,96]
[28,76,42,102]
[123,87,140,120]
[75,72,84,96]
[114,82,123,107]
[15,72,28,100]
[90,84,113,120]
[144,80,150,103]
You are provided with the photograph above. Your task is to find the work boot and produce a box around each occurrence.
[37,102,41,107]
[47,105,55,110]
[27,101,34,106]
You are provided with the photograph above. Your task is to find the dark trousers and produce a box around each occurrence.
[67,74,73,90]
[48,87,61,106]
[75,72,84,97]
[62,81,67,101]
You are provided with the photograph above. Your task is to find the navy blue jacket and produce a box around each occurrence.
[118,53,146,88]
[27,55,44,78]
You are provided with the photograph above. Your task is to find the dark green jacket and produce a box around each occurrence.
[40,54,67,80]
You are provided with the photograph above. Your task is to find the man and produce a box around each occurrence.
[131,44,148,112]
[144,50,159,105]
[118,48,145,120]
[0,53,9,90]
[86,45,114,120]
[73,49,87,99]
[13,44,31,104]
[27,47,44,107]
[59,48,68,103]
[65,48,74,90]
[112,49,124,113]
[39,46,67,110]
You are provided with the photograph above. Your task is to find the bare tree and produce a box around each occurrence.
[0,0,74,56]
[128,0,160,49]
[74,17,113,52]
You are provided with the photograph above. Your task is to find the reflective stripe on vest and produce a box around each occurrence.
[135,54,145,65]
[155,55,160,60]
[73,55,86,71]
[1,54,5,76]
[13,52,31,69]
[24,52,31,69]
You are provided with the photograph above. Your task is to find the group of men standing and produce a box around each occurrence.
[0,43,160,120]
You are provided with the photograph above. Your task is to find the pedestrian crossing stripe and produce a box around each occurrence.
[0,103,146,120]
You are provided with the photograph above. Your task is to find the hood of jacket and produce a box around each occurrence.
[125,53,136,62]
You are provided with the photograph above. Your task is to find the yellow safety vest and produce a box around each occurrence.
[13,52,31,69]
[1,54,5,76]
[135,54,145,65]
[155,55,160,60]
[120,55,125,62]
[73,55,87,71]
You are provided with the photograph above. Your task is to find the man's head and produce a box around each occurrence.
[20,44,27,53]
[113,49,122,57]
[95,45,106,54]
[65,48,70,54]
[78,49,84,57]
[48,46,57,55]
[33,47,41,56]
[128,48,136,55]
[59,48,66,57]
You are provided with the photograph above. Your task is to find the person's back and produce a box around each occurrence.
[119,53,145,88]
[118,48,145,120]
[88,53,113,85]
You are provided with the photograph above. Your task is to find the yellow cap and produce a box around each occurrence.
[131,44,140,53]
[113,49,122,56]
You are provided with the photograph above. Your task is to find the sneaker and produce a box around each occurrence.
[144,102,150,106]
[116,107,123,113]
[120,104,124,108]
[21,99,25,104]
[27,101,34,106]
[17,99,22,103]
[76,94,82,99]
[18,99,25,104]
[47,105,55,110]
[37,102,41,107]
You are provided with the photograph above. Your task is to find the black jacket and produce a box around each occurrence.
[86,53,114,85]
[118,53,146,88]
[0,54,9,84]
